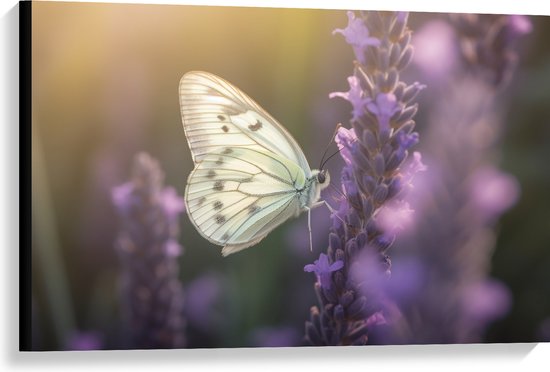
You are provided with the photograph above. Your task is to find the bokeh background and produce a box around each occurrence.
[30,2,550,350]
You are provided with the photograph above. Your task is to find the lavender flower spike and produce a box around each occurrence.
[112,152,186,349]
[304,11,424,346]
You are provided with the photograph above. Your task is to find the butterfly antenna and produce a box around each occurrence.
[319,123,342,170]
[320,149,345,171]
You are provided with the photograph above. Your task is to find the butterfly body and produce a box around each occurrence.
[179,71,329,256]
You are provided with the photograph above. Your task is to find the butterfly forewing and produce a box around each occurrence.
[179,71,312,175]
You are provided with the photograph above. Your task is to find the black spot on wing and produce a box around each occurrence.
[248,120,262,131]
[217,115,226,121]
[213,180,224,191]
[213,200,223,210]
[207,170,216,178]
[248,205,260,215]
[215,214,226,224]
[221,125,229,132]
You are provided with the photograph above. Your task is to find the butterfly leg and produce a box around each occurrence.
[310,200,346,226]
[304,206,313,252]
[304,201,347,252]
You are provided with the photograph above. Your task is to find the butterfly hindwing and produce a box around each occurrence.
[179,71,312,175]
[185,146,307,256]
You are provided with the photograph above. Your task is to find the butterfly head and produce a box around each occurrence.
[316,169,330,189]
[311,169,330,193]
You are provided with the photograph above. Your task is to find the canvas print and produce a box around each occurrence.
[24,1,550,350]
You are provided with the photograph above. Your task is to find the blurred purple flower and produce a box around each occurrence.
[304,253,344,289]
[376,200,414,235]
[184,273,222,333]
[65,331,102,351]
[450,13,533,86]
[366,312,387,327]
[384,257,425,302]
[390,14,530,343]
[165,239,183,257]
[333,11,380,64]
[249,326,301,348]
[469,166,520,220]
[350,252,425,324]
[112,152,186,349]
[508,15,533,36]
[413,20,458,81]
[461,279,511,326]
[329,76,370,121]
[111,183,134,215]
[402,152,427,188]
[160,187,185,220]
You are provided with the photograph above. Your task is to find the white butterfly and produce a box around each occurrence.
[179,71,331,256]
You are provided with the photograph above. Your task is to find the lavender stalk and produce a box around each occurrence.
[392,14,532,343]
[304,11,425,346]
[112,152,186,349]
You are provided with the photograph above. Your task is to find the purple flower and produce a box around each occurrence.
[468,166,520,220]
[112,152,186,349]
[376,200,414,235]
[508,15,533,35]
[111,182,133,214]
[397,130,419,151]
[366,312,387,327]
[333,11,380,64]
[461,279,511,326]
[334,126,357,166]
[384,257,425,302]
[450,14,533,86]
[413,20,458,81]
[160,186,185,220]
[329,76,370,121]
[390,14,530,343]
[402,152,427,186]
[304,253,344,289]
[366,93,400,133]
[305,11,423,346]
[164,239,183,257]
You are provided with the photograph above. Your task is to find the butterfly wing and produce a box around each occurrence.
[180,71,316,255]
[179,71,312,175]
[185,146,307,256]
